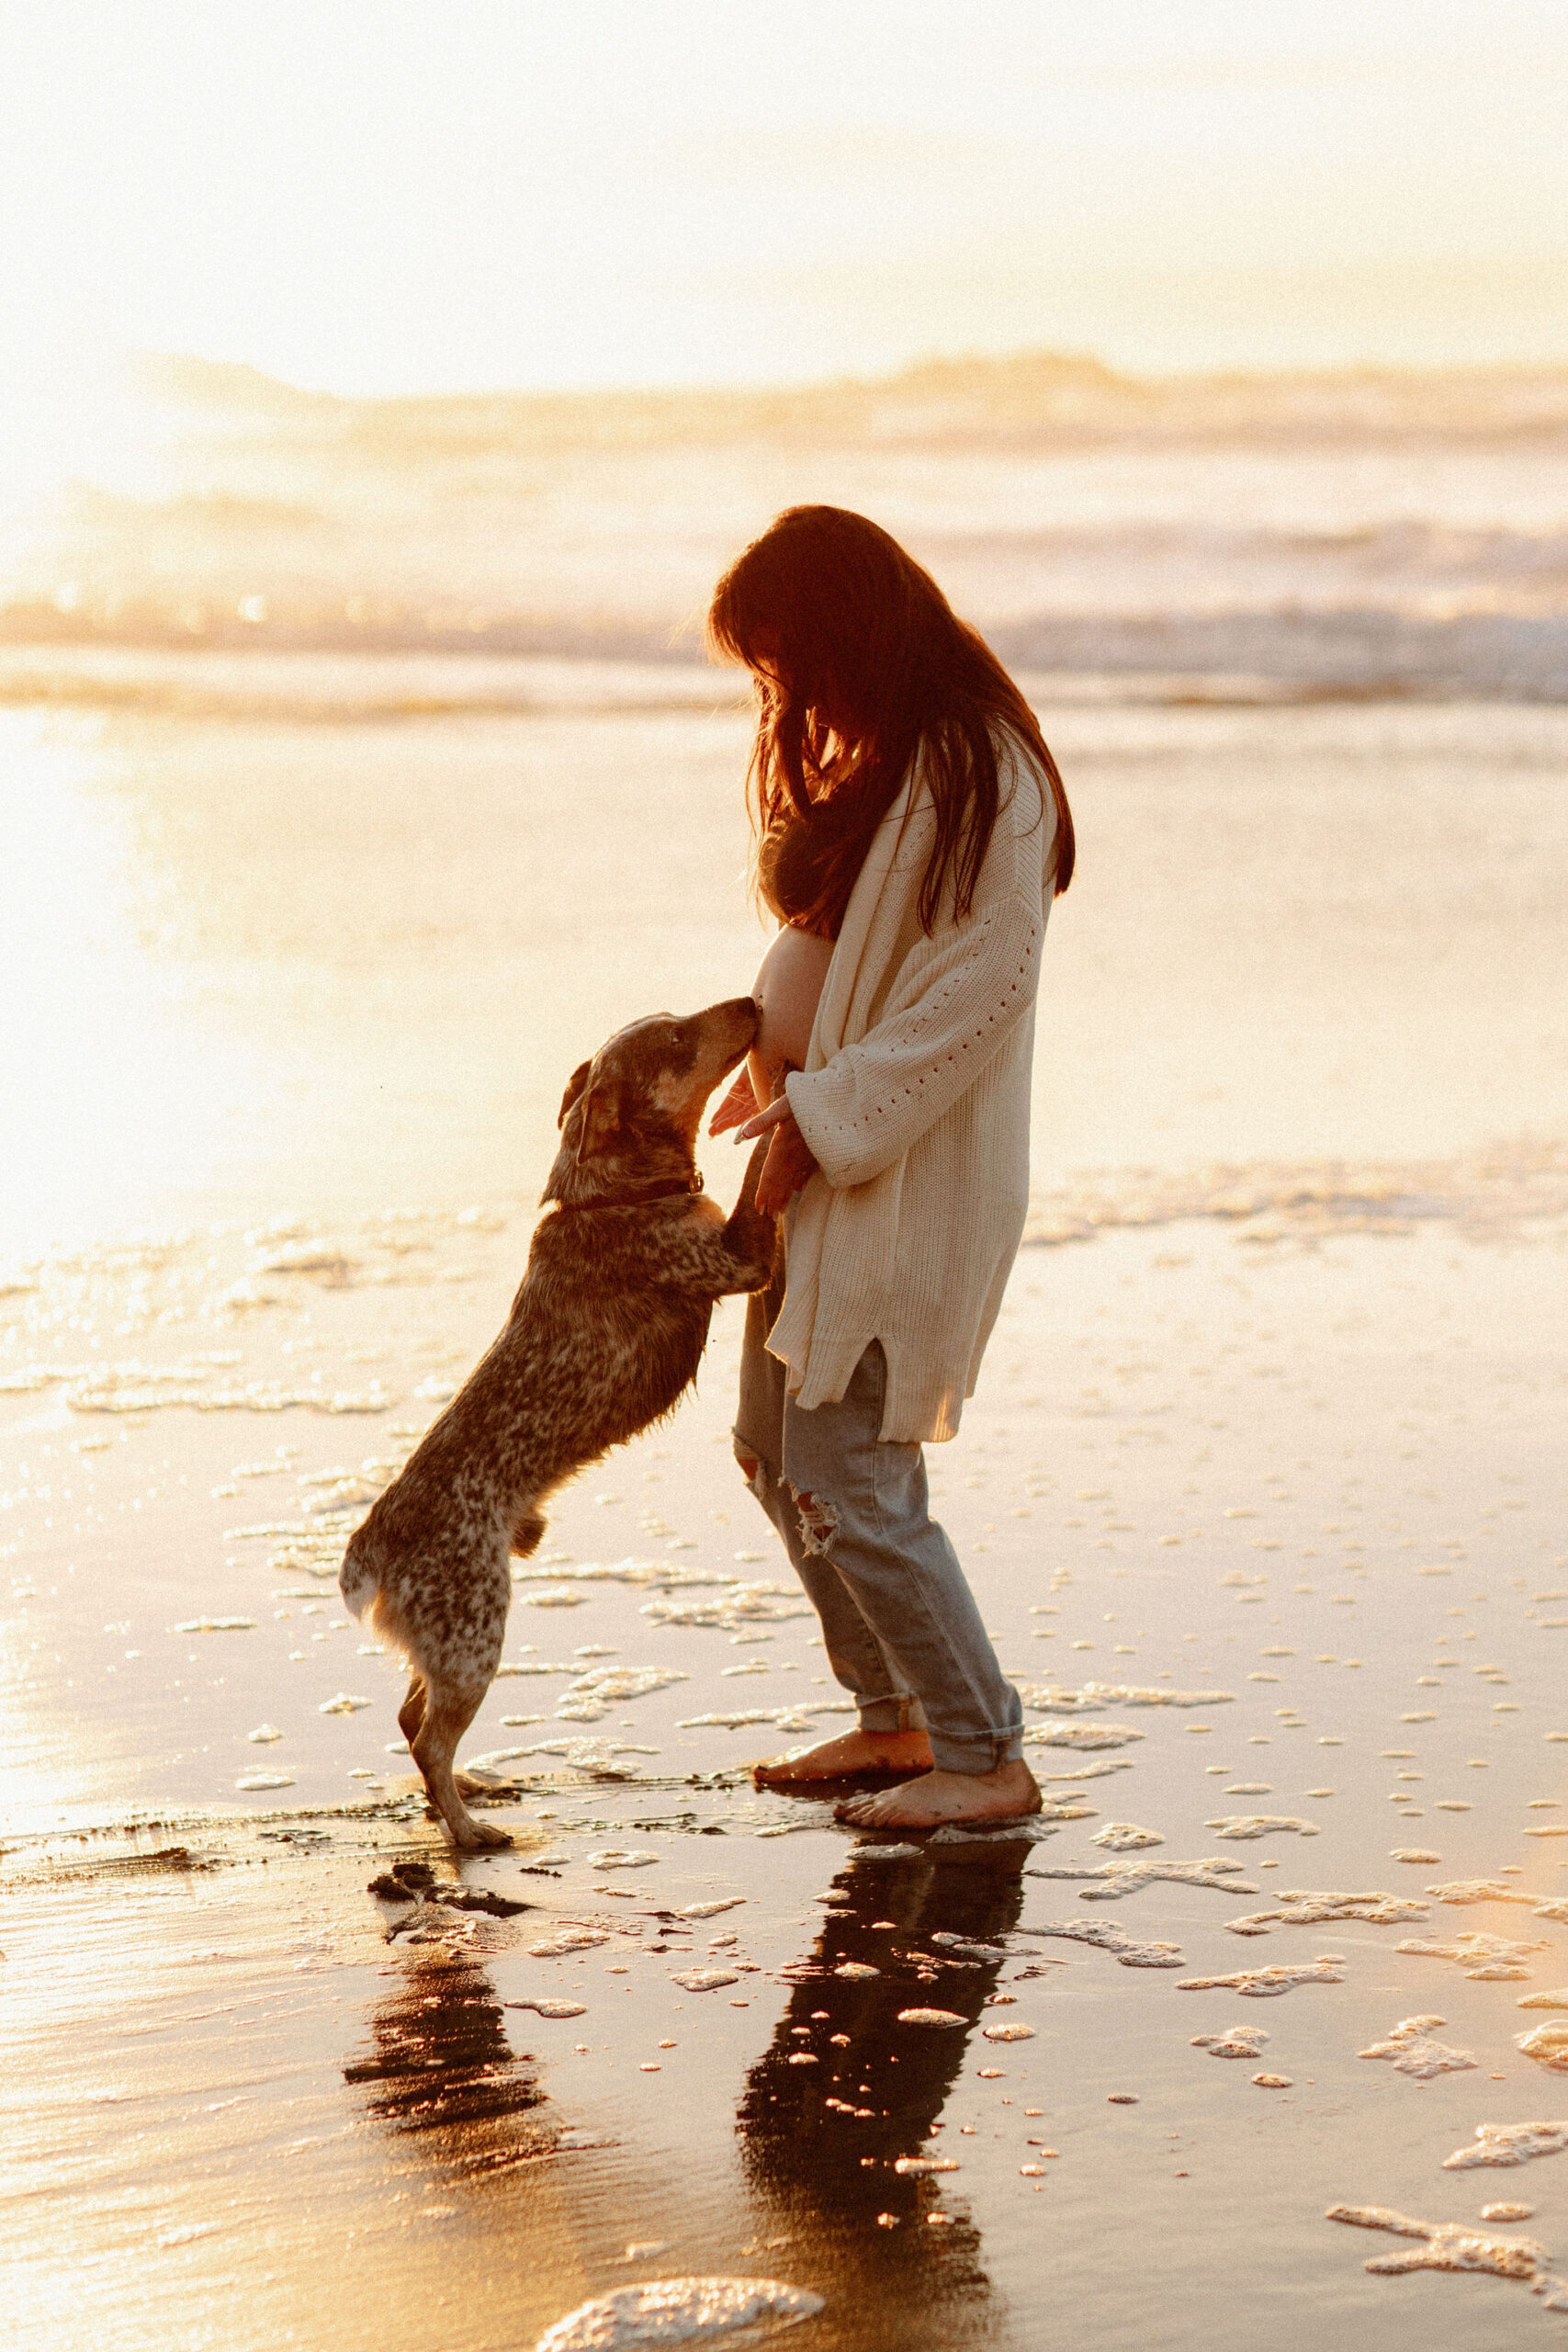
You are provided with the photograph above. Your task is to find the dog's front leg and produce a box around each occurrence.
[716,1137,780,1293]
[660,1146,779,1299]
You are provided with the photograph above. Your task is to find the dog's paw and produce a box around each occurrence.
[452,1815,514,1851]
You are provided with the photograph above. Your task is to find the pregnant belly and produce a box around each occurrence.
[751,924,835,1082]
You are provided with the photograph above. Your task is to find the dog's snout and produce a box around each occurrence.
[685,995,759,1064]
[677,997,757,1095]
[714,995,760,1046]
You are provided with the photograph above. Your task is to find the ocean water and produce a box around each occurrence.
[2,351,1567,1255]
[3,678,1565,1261]
[4,351,1568,693]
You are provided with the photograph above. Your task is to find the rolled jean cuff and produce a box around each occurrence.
[857,1693,928,1736]
[927,1726,1025,1775]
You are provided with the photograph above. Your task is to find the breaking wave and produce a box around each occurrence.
[6,349,1568,704]
[3,620,1568,720]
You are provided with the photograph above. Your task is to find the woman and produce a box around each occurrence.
[708,504,1075,1830]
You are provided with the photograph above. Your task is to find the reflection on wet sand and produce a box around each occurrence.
[347,1949,558,2181]
[740,1848,1029,2346]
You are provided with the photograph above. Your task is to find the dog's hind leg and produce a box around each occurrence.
[412,1676,513,1849]
[397,1673,428,1747]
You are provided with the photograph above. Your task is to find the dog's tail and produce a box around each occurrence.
[339,1521,425,1677]
[338,1522,382,1626]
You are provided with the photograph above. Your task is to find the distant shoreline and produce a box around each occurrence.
[141,345,1568,452]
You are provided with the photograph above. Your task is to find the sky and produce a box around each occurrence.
[2,0,1567,397]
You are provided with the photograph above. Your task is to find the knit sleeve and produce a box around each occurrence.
[784,765,1053,1191]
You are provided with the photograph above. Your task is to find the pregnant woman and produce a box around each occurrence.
[706,505,1075,1829]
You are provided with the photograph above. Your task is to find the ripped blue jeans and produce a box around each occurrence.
[734,1278,1024,1776]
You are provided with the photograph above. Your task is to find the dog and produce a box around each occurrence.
[341,996,777,1848]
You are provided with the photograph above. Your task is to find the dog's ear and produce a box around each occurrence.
[575,1081,623,1162]
[557,1059,592,1130]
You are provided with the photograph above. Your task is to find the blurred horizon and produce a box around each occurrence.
[109,338,1568,402]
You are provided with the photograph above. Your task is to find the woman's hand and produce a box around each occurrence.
[737,1093,820,1215]
[708,1067,760,1136]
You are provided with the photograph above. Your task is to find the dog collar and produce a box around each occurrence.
[556,1172,705,1213]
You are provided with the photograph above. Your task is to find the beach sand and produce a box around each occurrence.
[3,679,1567,2350]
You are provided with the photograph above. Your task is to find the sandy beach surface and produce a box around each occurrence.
[3,662,1566,2350]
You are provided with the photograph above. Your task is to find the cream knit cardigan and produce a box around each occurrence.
[776,732,1058,1444]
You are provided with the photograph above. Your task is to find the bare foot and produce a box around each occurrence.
[751,1728,934,1787]
[833,1758,1042,1831]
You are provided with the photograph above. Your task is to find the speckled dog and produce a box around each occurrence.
[341,997,776,1848]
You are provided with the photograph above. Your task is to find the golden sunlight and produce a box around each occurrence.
[3,13,1566,2351]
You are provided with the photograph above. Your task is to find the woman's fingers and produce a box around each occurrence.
[736,1094,795,1143]
[755,1143,791,1215]
[708,1069,760,1136]
[753,1114,820,1214]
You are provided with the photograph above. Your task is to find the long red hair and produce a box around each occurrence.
[707,504,1073,934]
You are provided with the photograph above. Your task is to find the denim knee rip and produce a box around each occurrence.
[733,1445,771,1506]
[785,1481,840,1558]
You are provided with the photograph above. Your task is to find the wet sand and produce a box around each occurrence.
[6,1203,1567,2350]
[3,678,1567,2346]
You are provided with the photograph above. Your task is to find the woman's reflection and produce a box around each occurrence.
[739,1849,1029,2342]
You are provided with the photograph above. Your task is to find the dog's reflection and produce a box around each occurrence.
[739,1850,1028,2333]
[346,1949,555,2176]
